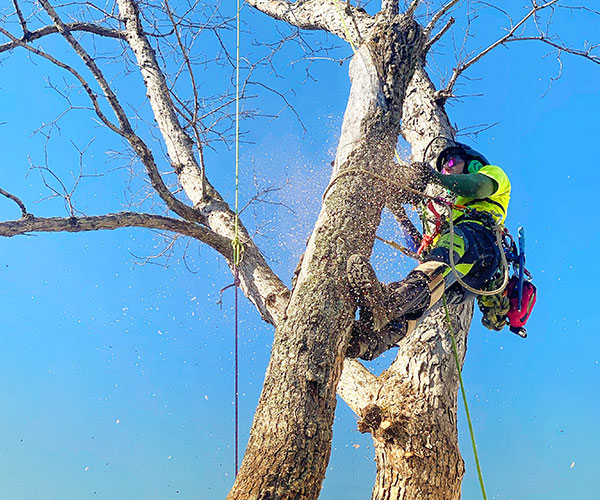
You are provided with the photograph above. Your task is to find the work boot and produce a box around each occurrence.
[386,271,431,320]
[346,318,408,361]
[383,260,449,321]
[346,254,390,331]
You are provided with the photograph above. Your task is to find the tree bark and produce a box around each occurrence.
[228,15,426,500]
[3,2,598,499]
[337,65,473,500]
[364,303,472,500]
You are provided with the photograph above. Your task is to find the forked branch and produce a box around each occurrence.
[425,0,462,37]
[3,8,205,224]
[424,16,455,53]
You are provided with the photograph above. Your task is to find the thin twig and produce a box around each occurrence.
[506,35,599,64]
[444,0,560,94]
[14,2,205,223]
[0,187,29,217]
[0,26,122,134]
[424,16,455,52]
[425,0,462,37]
[249,81,307,133]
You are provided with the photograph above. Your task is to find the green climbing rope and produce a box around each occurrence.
[233,0,244,478]
[232,0,243,267]
[442,295,488,500]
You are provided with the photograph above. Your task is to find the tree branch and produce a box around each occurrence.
[9,4,204,224]
[0,207,292,324]
[406,0,422,18]
[424,16,455,53]
[506,35,600,64]
[11,0,29,38]
[424,0,461,37]
[163,0,206,194]
[117,0,290,326]
[0,23,125,54]
[117,0,214,205]
[245,0,374,46]
[444,0,560,94]
[0,212,230,252]
[0,26,122,134]
[337,359,382,417]
[0,187,29,217]
[38,0,132,133]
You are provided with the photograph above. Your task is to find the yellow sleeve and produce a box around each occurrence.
[479,165,510,197]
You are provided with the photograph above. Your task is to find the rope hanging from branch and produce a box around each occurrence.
[232,0,244,476]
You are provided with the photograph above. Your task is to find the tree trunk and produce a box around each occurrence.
[337,65,476,499]
[363,302,472,500]
[228,16,425,500]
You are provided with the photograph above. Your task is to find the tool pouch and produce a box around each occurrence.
[506,276,537,337]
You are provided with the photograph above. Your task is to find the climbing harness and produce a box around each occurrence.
[416,199,445,256]
[444,203,510,296]
[477,227,537,337]
[323,167,508,293]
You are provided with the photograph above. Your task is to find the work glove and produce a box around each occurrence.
[407,161,437,188]
[392,162,436,204]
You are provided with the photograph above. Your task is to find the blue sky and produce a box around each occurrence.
[1,1,599,499]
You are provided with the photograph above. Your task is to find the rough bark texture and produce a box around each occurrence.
[228,15,426,500]
[366,304,472,500]
[336,65,472,500]
[371,67,469,500]
[245,0,375,43]
[401,66,455,163]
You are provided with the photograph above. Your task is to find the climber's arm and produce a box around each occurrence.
[431,170,498,199]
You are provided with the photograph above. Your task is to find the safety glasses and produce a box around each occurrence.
[444,156,463,168]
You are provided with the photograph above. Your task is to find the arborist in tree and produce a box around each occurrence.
[346,142,511,360]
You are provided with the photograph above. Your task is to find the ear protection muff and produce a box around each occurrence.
[467,159,483,173]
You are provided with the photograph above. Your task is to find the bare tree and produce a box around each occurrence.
[1,0,597,499]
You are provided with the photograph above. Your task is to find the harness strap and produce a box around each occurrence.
[463,197,506,216]
[452,210,497,228]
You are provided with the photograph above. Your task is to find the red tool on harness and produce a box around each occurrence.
[506,276,537,338]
